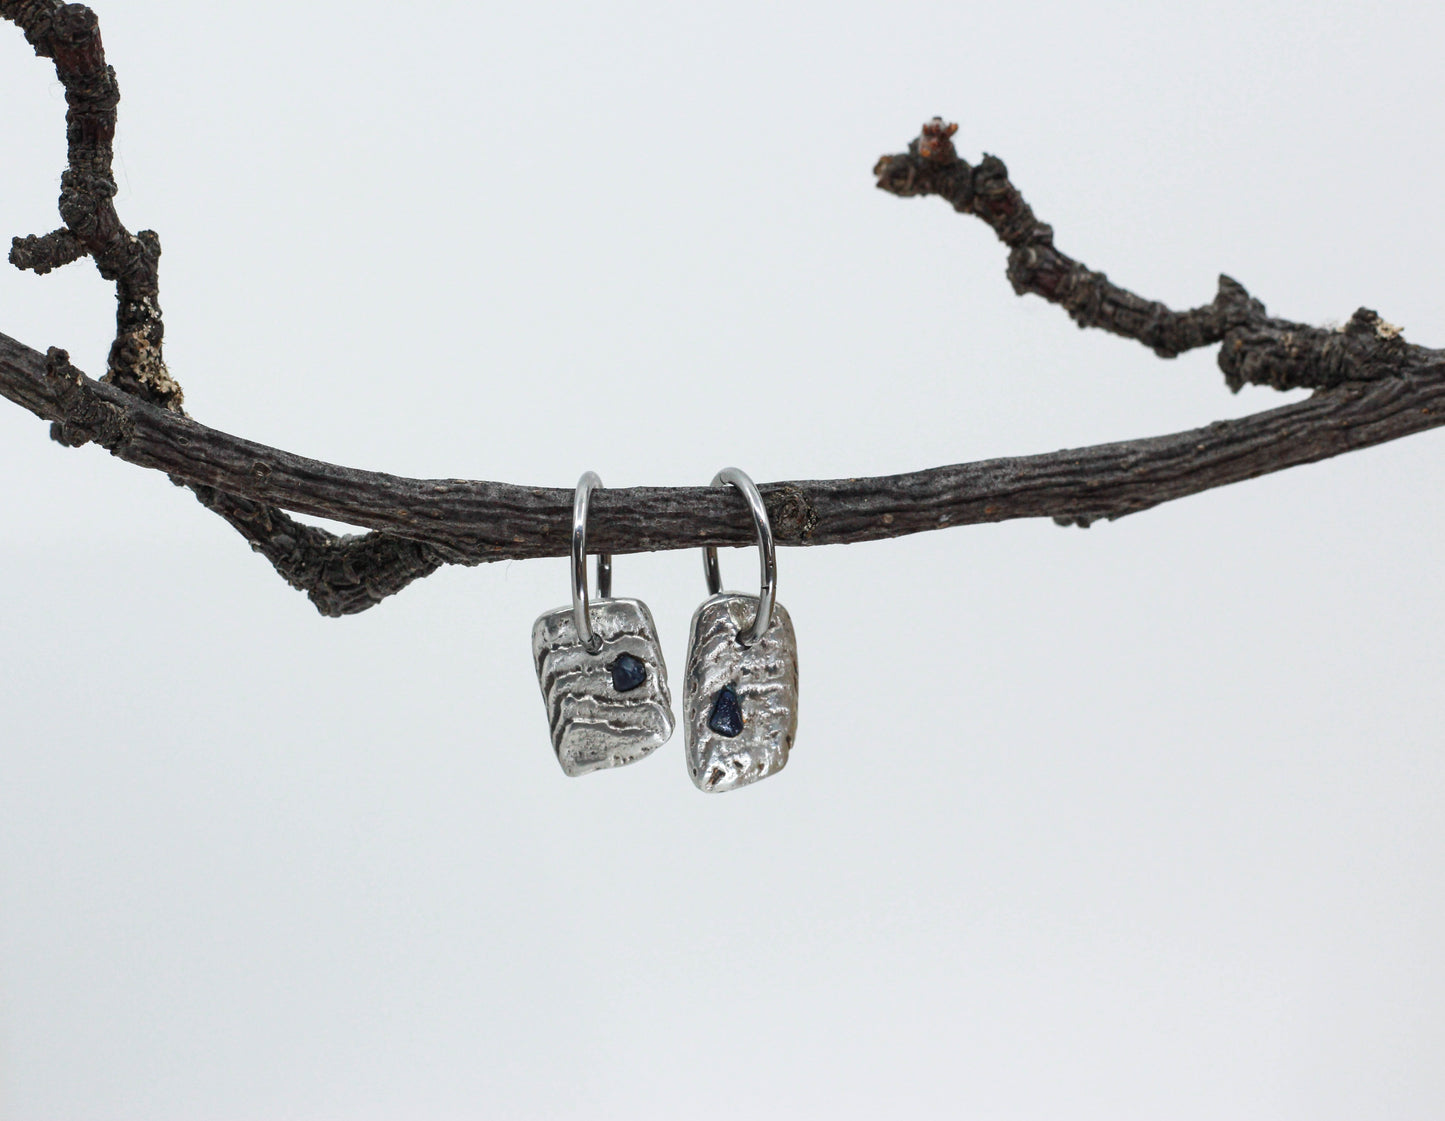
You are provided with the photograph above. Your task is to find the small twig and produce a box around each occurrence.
[3,0,180,409]
[871,118,1431,393]
[9,227,86,273]
[875,118,1244,359]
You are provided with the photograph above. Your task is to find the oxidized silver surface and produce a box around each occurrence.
[532,598,674,777]
[683,593,799,792]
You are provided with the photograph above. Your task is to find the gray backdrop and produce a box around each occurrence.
[2,1,1442,1117]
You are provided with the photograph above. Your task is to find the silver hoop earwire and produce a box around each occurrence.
[703,467,776,647]
[571,471,612,654]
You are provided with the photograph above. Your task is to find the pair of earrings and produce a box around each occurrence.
[530,468,799,792]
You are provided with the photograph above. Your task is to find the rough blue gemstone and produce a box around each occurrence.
[609,653,647,693]
[707,685,744,738]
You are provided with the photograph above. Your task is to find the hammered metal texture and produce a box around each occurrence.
[683,593,799,792]
[532,598,674,777]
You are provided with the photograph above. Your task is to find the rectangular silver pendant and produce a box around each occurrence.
[531,598,674,777]
[683,593,799,792]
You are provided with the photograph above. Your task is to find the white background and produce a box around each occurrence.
[2,2,1443,1118]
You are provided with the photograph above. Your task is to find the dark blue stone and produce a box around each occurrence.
[707,685,744,738]
[609,653,647,693]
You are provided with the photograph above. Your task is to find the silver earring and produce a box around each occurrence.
[531,471,674,777]
[684,467,799,792]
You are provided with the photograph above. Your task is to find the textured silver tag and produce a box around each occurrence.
[683,593,798,792]
[532,598,674,777]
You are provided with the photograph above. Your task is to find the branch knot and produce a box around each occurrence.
[1216,306,1432,393]
[43,345,132,448]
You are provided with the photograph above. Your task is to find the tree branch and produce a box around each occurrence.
[187,483,453,617]
[3,4,1441,618]
[871,116,1425,392]
[2,0,452,613]
[4,330,1442,562]
[3,0,180,408]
